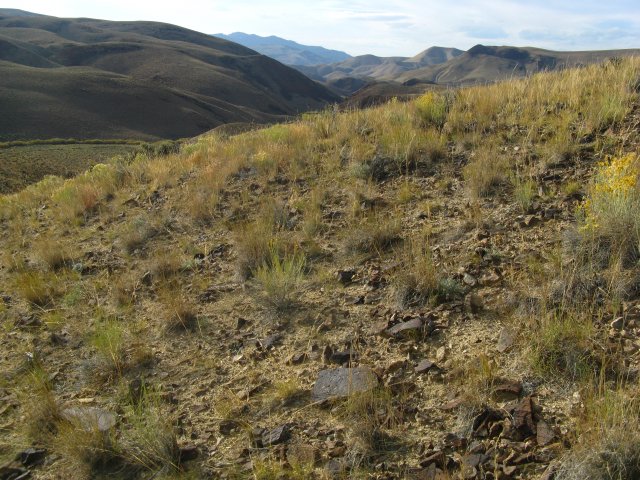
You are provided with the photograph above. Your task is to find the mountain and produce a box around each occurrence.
[397,45,640,85]
[212,32,351,66]
[0,10,339,141]
[296,46,464,94]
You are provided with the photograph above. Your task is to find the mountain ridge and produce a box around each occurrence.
[213,32,351,66]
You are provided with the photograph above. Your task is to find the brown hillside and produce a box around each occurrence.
[0,10,339,141]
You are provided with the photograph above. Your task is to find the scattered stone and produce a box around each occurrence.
[440,398,463,411]
[49,331,69,346]
[503,465,518,476]
[179,444,199,462]
[325,459,346,478]
[467,294,483,314]
[236,317,248,330]
[463,273,477,287]
[336,269,356,285]
[262,424,291,446]
[345,295,364,305]
[61,407,116,432]
[372,319,390,335]
[258,334,281,350]
[329,350,359,365]
[16,316,41,329]
[512,396,536,436]
[493,380,523,399]
[521,215,540,227]
[219,420,240,435]
[497,327,516,353]
[420,451,447,469]
[0,464,29,480]
[287,352,307,365]
[415,360,436,374]
[17,448,46,467]
[611,317,624,330]
[435,347,447,362]
[311,367,377,401]
[536,420,555,446]
[385,318,422,337]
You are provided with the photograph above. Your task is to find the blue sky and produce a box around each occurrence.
[10,0,640,56]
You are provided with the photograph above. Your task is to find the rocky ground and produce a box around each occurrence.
[1,61,640,480]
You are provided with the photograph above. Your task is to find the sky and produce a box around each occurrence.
[8,1,640,56]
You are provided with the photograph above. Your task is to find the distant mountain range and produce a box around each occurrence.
[212,32,351,66]
[297,44,640,96]
[296,47,464,94]
[0,10,339,141]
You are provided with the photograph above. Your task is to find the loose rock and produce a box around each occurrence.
[311,367,377,401]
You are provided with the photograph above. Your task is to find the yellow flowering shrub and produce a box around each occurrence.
[415,91,448,128]
[580,153,640,258]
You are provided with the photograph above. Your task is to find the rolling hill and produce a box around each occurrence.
[212,32,351,66]
[295,46,464,90]
[0,9,340,141]
[397,44,640,85]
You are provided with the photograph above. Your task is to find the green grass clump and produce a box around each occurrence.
[254,249,305,312]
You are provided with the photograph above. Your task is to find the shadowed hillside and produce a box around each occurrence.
[0,9,339,141]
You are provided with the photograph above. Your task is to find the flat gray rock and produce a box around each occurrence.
[311,367,377,401]
[62,407,116,432]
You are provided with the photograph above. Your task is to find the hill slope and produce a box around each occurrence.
[295,46,464,87]
[1,58,640,480]
[213,32,351,66]
[398,44,640,84]
[0,10,339,141]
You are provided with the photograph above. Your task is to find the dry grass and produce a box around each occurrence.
[392,236,439,309]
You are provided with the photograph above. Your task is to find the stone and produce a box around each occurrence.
[336,269,356,285]
[497,327,516,353]
[220,419,240,435]
[415,360,436,374]
[18,448,46,467]
[287,352,307,365]
[385,317,424,338]
[179,445,199,462]
[329,350,359,365]
[258,334,281,350]
[262,424,291,446]
[0,465,29,480]
[611,317,624,330]
[512,396,536,436]
[467,294,483,314]
[61,407,116,432]
[311,367,377,401]
[463,273,477,287]
[435,347,447,362]
[536,420,555,446]
[493,380,523,399]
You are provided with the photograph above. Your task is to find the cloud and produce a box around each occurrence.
[463,26,508,39]
[8,0,640,56]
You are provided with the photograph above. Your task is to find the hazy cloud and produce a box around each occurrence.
[8,0,640,56]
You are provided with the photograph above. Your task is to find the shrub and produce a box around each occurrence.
[91,318,127,377]
[393,238,439,308]
[345,215,401,254]
[16,271,61,307]
[512,177,537,213]
[580,153,640,265]
[557,389,640,480]
[529,312,595,381]
[463,146,510,199]
[254,249,305,312]
[415,91,448,129]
